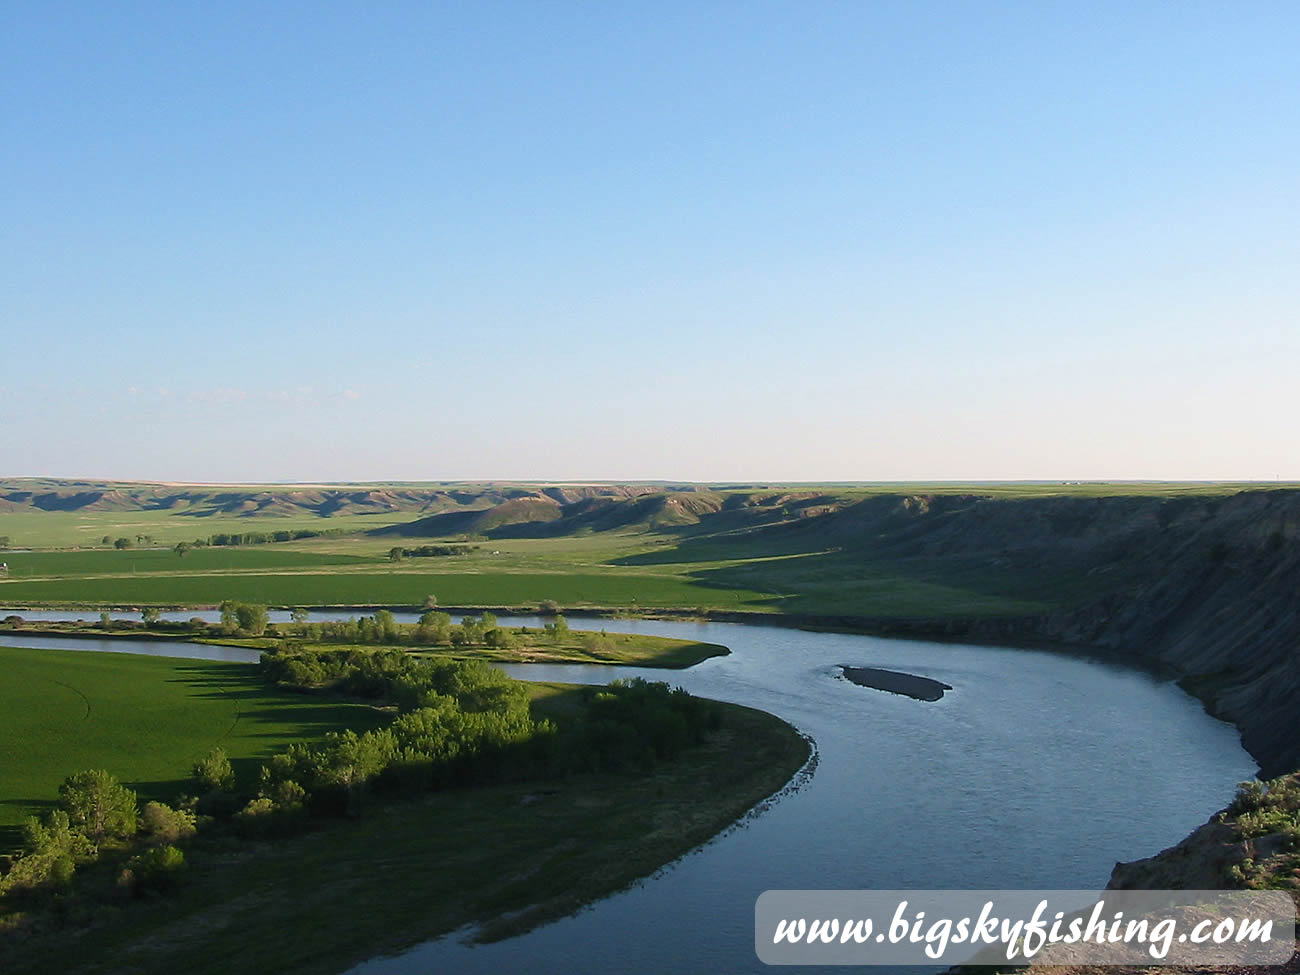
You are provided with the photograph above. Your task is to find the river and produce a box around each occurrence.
[0,610,1256,973]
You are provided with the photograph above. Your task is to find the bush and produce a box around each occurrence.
[140,801,196,845]
[193,747,236,794]
[127,844,186,893]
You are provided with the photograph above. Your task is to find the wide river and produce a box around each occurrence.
[1,610,1256,973]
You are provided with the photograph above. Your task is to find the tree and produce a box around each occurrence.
[59,769,138,844]
[388,546,405,562]
[0,535,10,549]
[102,535,113,546]
[114,537,132,550]
[290,607,309,624]
[373,609,399,643]
[234,603,268,636]
[219,600,239,633]
[193,747,236,794]
[544,615,570,643]
[99,611,113,629]
[141,607,161,626]
[423,593,438,609]
[174,541,190,558]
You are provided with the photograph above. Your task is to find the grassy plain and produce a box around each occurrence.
[0,647,389,844]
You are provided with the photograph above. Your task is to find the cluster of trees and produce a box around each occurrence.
[205,529,343,546]
[252,649,724,825]
[575,679,723,772]
[98,529,351,551]
[0,767,204,907]
[387,544,477,561]
[279,610,569,649]
[219,600,269,636]
[254,656,548,819]
[85,602,574,649]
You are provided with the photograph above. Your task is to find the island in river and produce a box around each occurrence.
[840,665,953,701]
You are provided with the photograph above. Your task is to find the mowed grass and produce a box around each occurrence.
[0,647,388,847]
[0,570,772,610]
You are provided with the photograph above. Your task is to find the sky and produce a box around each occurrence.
[3,2,1298,483]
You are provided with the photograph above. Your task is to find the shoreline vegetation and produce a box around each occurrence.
[0,613,729,669]
[0,642,811,975]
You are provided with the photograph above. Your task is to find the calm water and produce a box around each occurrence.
[1,612,1257,974]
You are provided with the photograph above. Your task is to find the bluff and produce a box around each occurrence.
[779,490,1299,777]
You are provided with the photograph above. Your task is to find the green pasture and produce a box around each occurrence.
[0,509,410,550]
[0,547,379,578]
[0,646,388,845]
[0,569,773,611]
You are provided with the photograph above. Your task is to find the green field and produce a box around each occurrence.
[0,647,388,846]
[0,508,411,550]
[0,568,772,611]
[0,547,379,577]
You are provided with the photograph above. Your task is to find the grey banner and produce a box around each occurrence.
[754,889,1296,966]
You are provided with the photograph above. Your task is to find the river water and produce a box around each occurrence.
[0,611,1256,973]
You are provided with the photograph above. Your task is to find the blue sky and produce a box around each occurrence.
[3,2,1297,482]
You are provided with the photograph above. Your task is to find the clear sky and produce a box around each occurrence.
[3,2,1297,483]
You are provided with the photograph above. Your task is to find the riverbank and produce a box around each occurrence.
[0,700,811,975]
[0,619,729,669]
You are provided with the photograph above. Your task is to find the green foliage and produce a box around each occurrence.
[126,843,187,893]
[192,747,236,794]
[140,801,196,845]
[570,678,722,773]
[59,769,138,844]
[543,614,570,642]
[1229,774,1300,841]
[0,811,98,894]
[113,537,131,549]
[217,599,269,636]
[235,603,268,636]
[141,607,161,626]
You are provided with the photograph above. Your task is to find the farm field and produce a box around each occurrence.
[0,646,389,846]
[0,568,772,612]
